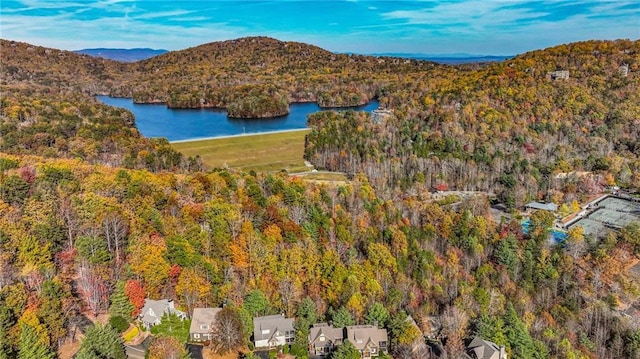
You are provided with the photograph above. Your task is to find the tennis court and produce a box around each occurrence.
[569,197,640,237]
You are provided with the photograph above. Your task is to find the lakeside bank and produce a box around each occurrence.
[169,128,311,144]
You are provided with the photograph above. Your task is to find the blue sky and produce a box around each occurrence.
[0,0,638,55]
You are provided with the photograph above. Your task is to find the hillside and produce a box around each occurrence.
[115,36,443,116]
[0,39,126,94]
[305,39,640,206]
[0,41,194,172]
[1,36,445,118]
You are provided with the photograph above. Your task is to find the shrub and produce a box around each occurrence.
[109,315,129,333]
[122,325,139,342]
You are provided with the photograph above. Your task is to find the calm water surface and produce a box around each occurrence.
[97,96,379,142]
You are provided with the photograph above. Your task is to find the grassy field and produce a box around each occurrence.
[171,129,311,173]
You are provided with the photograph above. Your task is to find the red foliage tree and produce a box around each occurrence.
[124,279,146,317]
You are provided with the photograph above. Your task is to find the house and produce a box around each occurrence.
[464,336,507,359]
[345,325,388,358]
[371,109,393,124]
[524,201,558,213]
[253,314,295,349]
[139,298,186,330]
[619,64,629,77]
[308,323,344,356]
[547,70,569,80]
[189,307,222,342]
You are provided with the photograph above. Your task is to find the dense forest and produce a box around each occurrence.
[306,39,640,207]
[1,37,640,359]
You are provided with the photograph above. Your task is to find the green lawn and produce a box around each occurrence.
[171,129,311,173]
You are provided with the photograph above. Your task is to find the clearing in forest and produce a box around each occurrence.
[171,129,310,173]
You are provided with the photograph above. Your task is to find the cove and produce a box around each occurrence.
[96,96,379,142]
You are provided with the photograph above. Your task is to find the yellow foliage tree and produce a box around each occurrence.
[128,233,170,298]
[176,268,212,317]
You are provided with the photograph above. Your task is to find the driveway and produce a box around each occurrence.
[186,344,204,359]
[125,344,145,359]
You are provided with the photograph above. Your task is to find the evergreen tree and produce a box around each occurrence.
[294,297,318,357]
[331,307,354,328]
[0,305,16,359]
[150,313,190,343]
[473,313,509,351]
[76,323,126,359]
[243,290,270,317]
[495,234,519,276]
[331,341,361,359]
[364,302,389,327]
[39,280,66,346]
[296,297,318,325]
[503,303,542,359]
[109,281,134,321]
[17,323,55,359]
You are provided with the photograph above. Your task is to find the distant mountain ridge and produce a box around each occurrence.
[368,52,512,64]
[75,46,509,64]
[74,48,168,62]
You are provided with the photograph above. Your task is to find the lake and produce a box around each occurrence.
[96,96,379,142]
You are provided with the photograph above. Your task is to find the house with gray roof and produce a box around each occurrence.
[189,307,222,342]
[308,323,344,356]
[464,336,507,359]
[138,298,186,330]
[525,202,558,212]
[345,325,388,358]
[253,314,295,349]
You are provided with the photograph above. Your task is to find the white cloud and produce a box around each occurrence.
[133,10,195,20]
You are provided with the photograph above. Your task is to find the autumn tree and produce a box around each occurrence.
[147,336,190,359]
[176,267,211,318]
[128,233,170,298]
[439,306,468,358]
[124,280,145,317]
[210,307,243,355]
[77,262,108,316]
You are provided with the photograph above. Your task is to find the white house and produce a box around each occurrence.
[253,314,295,349]
[139,298,186,330]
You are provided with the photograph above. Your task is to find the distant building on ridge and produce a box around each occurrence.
[371,109,393,124]
[547,70,569,80]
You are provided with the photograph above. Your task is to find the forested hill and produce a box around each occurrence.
[0,40,127,94]
[1,37,444,117]
[305,39,640,207]
[0,40,195,172]
[114,36,443,115]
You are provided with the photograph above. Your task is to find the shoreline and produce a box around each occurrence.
[168,128,311,144]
